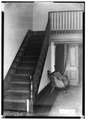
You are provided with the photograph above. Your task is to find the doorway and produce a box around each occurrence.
[55,44,82,86]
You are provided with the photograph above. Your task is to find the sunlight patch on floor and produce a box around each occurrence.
[49,86,82,117]
[59,108,76,116]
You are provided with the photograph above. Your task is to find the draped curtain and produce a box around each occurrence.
[55,44,69,74]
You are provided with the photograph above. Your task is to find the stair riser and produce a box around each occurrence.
[16,69,34,74]
[22,51,40,55]
[29,40,43,43]
[27,43,42,46]
[5,92,30,100]
[18,63,36,67]
[28,42,43,44]
[30,37,44,40]
[4,102,26,111]
[12,78,31,83]
[13,75,30,80]
[9,83,30,91]
[23,44,42,48]
[25,46,42,50]
[23,52,40,56]
[21,57,38,61]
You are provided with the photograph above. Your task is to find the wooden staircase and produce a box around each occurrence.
[4,32,45,111]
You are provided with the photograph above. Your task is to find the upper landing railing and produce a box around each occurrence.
[48,10,83,33]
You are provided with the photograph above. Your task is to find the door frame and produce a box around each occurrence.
[51,41,82,86]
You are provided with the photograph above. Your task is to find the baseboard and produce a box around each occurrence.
[34,83,51,106]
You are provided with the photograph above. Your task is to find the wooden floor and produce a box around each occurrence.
[3,85,83,118]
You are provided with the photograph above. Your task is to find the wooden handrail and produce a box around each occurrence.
[49,10,84,13]
[29,16,51,109]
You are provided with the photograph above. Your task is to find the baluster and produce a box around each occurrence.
[78,12,79,31]
[73,12,75,31]
[51,13,53,33]
[65,12,67,32]
[67,12,69,32]
[81,12,83,30]
[69,12,71,31]
[79,11,81,30]
[51,14,52,33]
[53,12,54,34]
[59,12,60,31]
[54,13,56,33]
[62,12,63,32]
[78,12,81,31]
[76,12,77,30]
[72,12,73,31]
[78,11,80,31]
[77,11,79,31]
[75,12,76,31]
[50,13,52,33]
[63,12,65,32]
[56,12,57,33]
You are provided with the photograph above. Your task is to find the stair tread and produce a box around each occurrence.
[16,61,37,63]
[25,41,43,43]
[27,46,42,47]
[4,98,26,103]
[6,90,29,93]
[23,54,39,56]
[22,56,38,58]
[17,67,34,69]
[13,73,31,76]
[9,81,30,84]
[12,78,31,82]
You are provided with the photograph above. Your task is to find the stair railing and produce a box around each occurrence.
[29,14,51,113]
[49,10,83,34]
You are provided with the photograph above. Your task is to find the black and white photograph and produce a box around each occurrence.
[1,1,85,118]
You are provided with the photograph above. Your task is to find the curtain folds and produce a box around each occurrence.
[64,44,69,73]
[55,44,69,74]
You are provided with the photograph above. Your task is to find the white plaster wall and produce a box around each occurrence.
[4,3,33,78]
[38,46,51,94]
[33,2,84,31]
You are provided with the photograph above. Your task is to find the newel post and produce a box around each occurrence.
[29,75,34,113]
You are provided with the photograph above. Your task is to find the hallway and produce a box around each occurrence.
[3,85,82,117]
[34,85,82,117]
[49,86,82,116]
